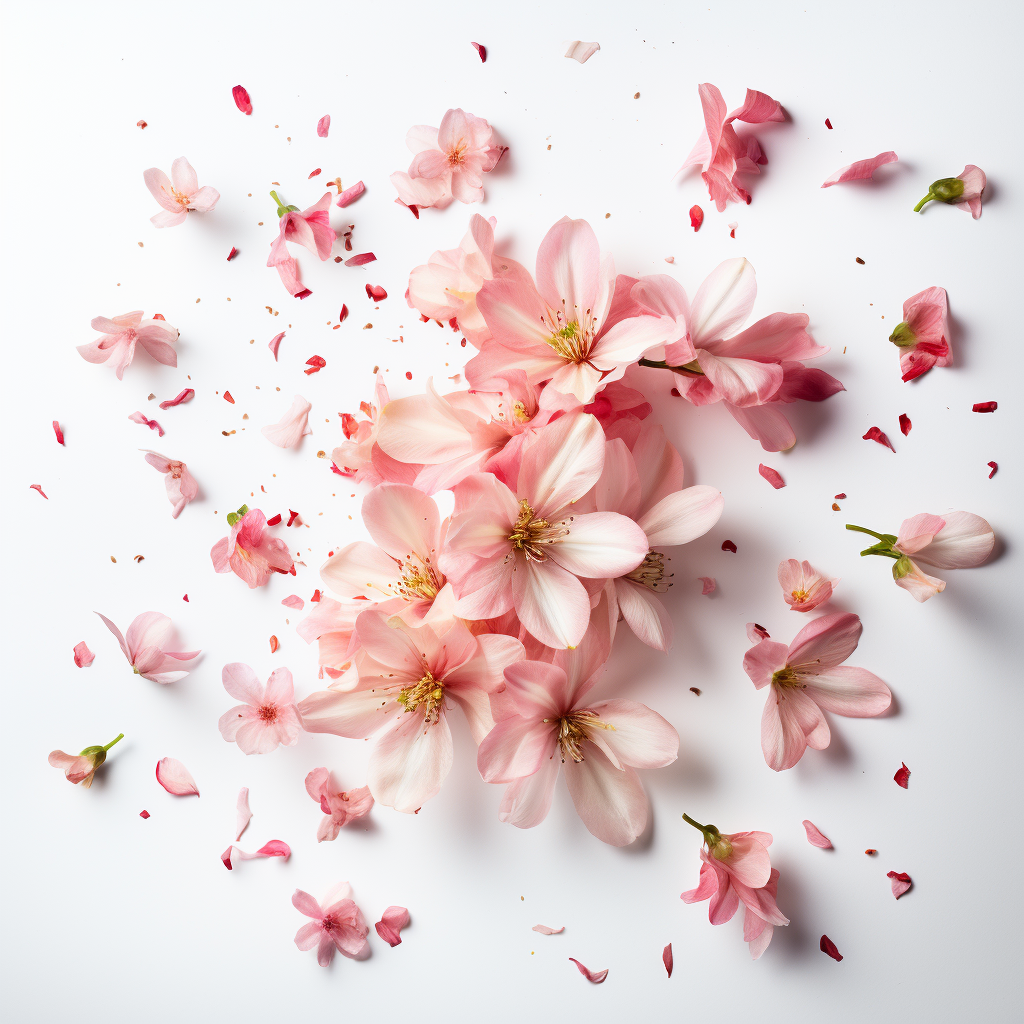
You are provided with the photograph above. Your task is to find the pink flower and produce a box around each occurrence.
[142,451,198,518]
[679,84,785,211]
[477,635,678,846]
[778,559,837,612]
[297,597,361,676]
[915,164,986,218]
[77,311,179,380]
[48,734,123,788]
[391,108,503,209]
[143,157,220,227]
[267,192,336,297]
[211,506,295,588]
[889,287,952,382]
[304,768,374,841]
[892,512,994,602]
[262,394,312,448]
[743,613,892,771]
[218,663,302,754]
[821,151,898,187]
[96,611,200,683]
[681,816,789,959]
[467,218,674,403]
[297,612,523,811]
[292,885,369,967]
[441,412,649,649]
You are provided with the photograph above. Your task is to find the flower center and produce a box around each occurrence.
[545,316,595,364]
[171,187,191,209]
[447,141,468,167]
[320,914,337,933]
[548,710,615,763]
[771,667,803,689]
[626,551,670,591]
[512,400,530,424]
[791,588,809,603]
[507,500,569,561]
[397,555,444,601]
[258,703,278,723]
[397,672,445,723]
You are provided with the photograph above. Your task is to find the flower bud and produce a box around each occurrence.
[926,177,965,203]
[888,321,917,348]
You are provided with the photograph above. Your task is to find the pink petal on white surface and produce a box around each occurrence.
[220,840,291,870]
[569,958,608,983]
[337,181,365,208]
[802,820,833,849]
[159,388,194,410]
[317,115,330,138]
[128,411,165,436]
[155,757,199,797]
[698,576,716,595]
[532,924,565,935]
[262,395,312,448]
[887,871,912,899]
[758,464,785,489]
[269,332,285,360]
[894,762,910,788]
[281,595,305,610]
[471,41,486,62]
[232,85,252,115]
[746,622,770,642]
[565,41,600,63]
[821,151,898,187]
[73,642,95,667]
[375,906,410,946]
[663,943,673,977]
[235,787,252,841]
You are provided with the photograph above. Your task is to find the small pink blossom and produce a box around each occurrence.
[155,756,199,796]
[743,612,891,771]
[778,559,837,612]
[143,157,219,228]
[915,164,986,218]
[77,311,179,380]
[293,884,370,967]
[892,512,994,602]
[218,663,302,755]
[262,394,312,448]
[211,507,295,588]
[267,192,336,297]
[49,733,123,788]
[375,906,410,946]
[96,611,200,683]
[821,151,898,187]
[142,450,198,518]
[889,286,951,382]
[304,768,374,841]
[73,641,94,667]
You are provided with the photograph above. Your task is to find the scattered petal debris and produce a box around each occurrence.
[269,635,279,653]
[894,762,910,788]
[758,464,785,489]
[227,246,239,261]
[345,252,376,266]
[532,924,564,935]
[375,906,411,946]
[337,181,366,208]
[988,461,998,478]
[155,757,199,797]
[802,820,833,849]
[747,622,770,642]
[281,594,304,610]
[266,513,283,526]
[569,958,608,983]
[223,391,235,404]
[471,41,487,62]
[269,331,285,360]
[137,119,147,129]
[221,840,291,870]
[30,484,48,499]
[887,870,912,899]
[232,85,252,115]
[821,151,898,188]
[129,411,165,436]
[159,389,195,410]
[287,509,301,527]
[820,935,843,962]
[308,168,321,179]
[973,401,997,413]
[339,304,349,323]
[317,115,330,138]
[53,421,65,445]
[305,355,326,375]
[698,576,716,595]
[140,809,150,818]
[565,41,601,63]
[663,943,673,978]
[825,118,833,129]
[863,426,895,452]
[899,413,912,436]
[865,849,877,855]
[728,222,737,238]
[366,284,388,301]
[689,205,704,231]
[73,641,95,667]
[721,540,737,553]
[235,787,252,840]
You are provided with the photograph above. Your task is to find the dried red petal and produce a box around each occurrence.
[569,958,608,984]
[304,355,326,375]
[73,641,95,668]
[973,401,997,413]
[182,594,189,602]
[308,168,321,179]
[862,426,895,452]
[287,509,300,527]
[227,246,239,261]
[471,41,487,62]
[266,514,283,527]
[820,935,843,962]
[834,492,847,499]
[887,870,912,899]
[232,84,252,115]
[317,115,330,138]
[988,461,998,478]
[340,413,359,439]
[758,464,785,489]
[698,576,716,595]
[865,849,877,855]
[140,809,150,818]
[269,331,285,361]
[899,413,912,436]
[337,181,366,208]
[137,120,147,129]
[311,589,322,603]
[825,118,833,129]
[339,304,349,323]
[269,635,279,653]
[52,420,65,445]
[30,484,48,499]
[366,284,388,301]
[689,205,704,231]
[151,313,166,321]
[159,388,194,410]
[662,943,673,978]
[721,540,737,553]
[690,687,701,695]
[396,198,421,218]
[345,252,376,267]
[894,762,910,788]
[223,391,234,404]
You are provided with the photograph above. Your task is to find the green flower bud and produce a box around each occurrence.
[893,554,914,580]
[226,504,249,527]
[889,321,917,348]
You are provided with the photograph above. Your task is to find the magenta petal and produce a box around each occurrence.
[802,819,833,849]
[155,757,199,796]
[758,464,786,489]
[894,762,910,788]
[221,840,291,870]
[569,957,608,983]
[374,906,410,946]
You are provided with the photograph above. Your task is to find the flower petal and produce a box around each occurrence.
[155,757,199,796]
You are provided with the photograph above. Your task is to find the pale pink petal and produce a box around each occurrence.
[282,595,304,610]
[143,168,178,211]
[362,483,441,561]
[512,557,592,649]
[699,576,716,595]
[478,718,558,783]
[894,513,946,555]
[221,663,264,705]
[95,612,131,664]
[262,395,312,448]
[688,258,756,347]
[895,559,946,601]
[221,840,290,870]
[375,906,410,946]
[499,757,560,828]
[235,787,252,840]
[802,666,891,717]
[786,612,863,672]
[564,41,601,63]
[614,580,673,651]
[368,712,453,812]
[821,151,898,187]
[155,757,199,796]
[742,639,790,690]
[727,403,797,452]
[548,511,648,579]
[761,687,829,771]
[533,924,564,935]
[802,820,833,849]
[517,412,606,517]
[697,351,783,407]
[569,958,608,983]
[908,511,994,569]
[725,834,773,887]
[563,745,649,846]
[73,641,95,667]
[638,485,724,547]
[585,700,679,770]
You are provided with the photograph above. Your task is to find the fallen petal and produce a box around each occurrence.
[317,114,330,138]
[232,85,252,115]
[821,151,898,188]
[73,641,95,667]
[899,413,912,436]
[758,464,785,489]
[988,461,998,479]
[155,757,199,797]
[235,787,251,841]
[471,41,487,62]
[569,958,608,983]
[128,411,164,436]
[221,840,291,870]
[337,181,365,208]
[345,253,376,266]
[227,246,239,261]
[532,924,564,935]
[972,401,997,413]
[689,205,704,231]
[802,820,833,849]
[887,871,912,899]
[698,576,716,595]
[722,540,737,553]
[53,421,65,445]
[565,41,601,63]
[30,484,48,499]
[820,935,843,961]
[140,809,150,818]
[282,594,304,610]
[159,389,194,410]
[746,622,770,642]
[375,906,411,946]
[862,426,895,452]
[894,762,910,789]
[365,284,387,301]
[268,331,285,360]
[663,943,673,978]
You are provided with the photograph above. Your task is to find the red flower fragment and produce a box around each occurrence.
[337,181,365,208]
[758,463,785,489]
[345,253,376,267]
[662,943,673,978]
[227,246,239,261]
[287,509,301,527]
[308,168,321,179]
[139,809,150,818]
[834,493,847,499]
[232,85,252,115]
[159,389,194,410]
[396,199,420,218]
[366,284,388,301]
[894,762,910,788]
[569,958,608,984]
[339,304,349,323]
[30,484,48,499]
[266,514,283,527]
[820,935,843,962]
[53,421,65,445]
[721,540,737,553]
[825,118,833,129]
[317,114,330,138]
[887,871,912,899]
[689,205,704,231]
[973,401,997,413]
[304,355,326,375]
[471,41,487,62]
[268,331,285,361]
[988,461,998,479]
[899,413,912,436]
[863,426,895,452]
[73,641,95,667]
[223,391,234,404]
[269,635,279,654]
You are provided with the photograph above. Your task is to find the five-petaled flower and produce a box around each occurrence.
[218,663,302,754]
[143,157,220,227]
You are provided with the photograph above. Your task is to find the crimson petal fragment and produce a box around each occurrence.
[227,246,239,261]
[532,924,564,935]
[802,820,833,849]
[758,464,785,489]
[721,539,737,553]
[471,41,487,62]
[894,762,910,788]
[73,641,95,667]
[899,413,912,436]
[375,906,410,946]
[569,958,608,983]
[887,871,912,899]
[155,757,199,797]
[159,388,194,410]
[820,935,843,961]
[663,943,673,978]
[232,85,252,115]
[863,426,895,452]
[988,461,998,479]
[221,840,290,870]
[973,401,997,413]
[53,421,65,445]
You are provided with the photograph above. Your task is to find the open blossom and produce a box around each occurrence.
[77,311,179,380]
[218,664,302,754]
[679,84,785,211]
[467,218,674,403]
[681,816,789,959]
[211,506,295,588]
[889,287,951,382]
[391,108,503,209]
[915,164,986,218]
[297,597,361,677]
[262,394,312,448]
[305,768,374,841]
[892,512,994,602]
[48,734,123,788]
[743,612,891,771]
[477,618,678,846]
[441,412,649,649]
[143,157,220,227]
[778,559,837,612]
[299,612,524,812]
[267,192,336,297]
[96,611,200,683]
[293,884,369,967]
[142,451,197,518]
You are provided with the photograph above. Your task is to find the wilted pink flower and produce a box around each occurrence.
[681,816,789,959]
[78,311,179,380]
[267,192,335,296]
[679,84,785,211]
[143,157,220,228]
[211,506,295,588]
[48,734,123,788]
[304,768,373,841]
[915,164,986,218]
[262,394,312,448]
[391,108,503,209]
[889,287,951,382]
[892,512,994,602]
[778,559,837,612]
[96,611,200,683]
[293,885,369,967]
[142,451,198,518]
[743,613,891,771]
[375,906,410,946]
[218,663,302,754]
[821,151,898,187]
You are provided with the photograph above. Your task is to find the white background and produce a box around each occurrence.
[2,1,1021,1020]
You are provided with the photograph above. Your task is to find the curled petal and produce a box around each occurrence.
[262,395,312,448]
[73,642,95,667]
[887,871,912,899]
[221,840,290,870]
[235,787,252,840]
[569,958,608,983]
[564,41,601,63]
[375,906,411,946]
[533,924,564,935]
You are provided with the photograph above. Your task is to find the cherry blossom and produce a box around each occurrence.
[211,506,295,588]
[778,559,837,612]
[218,663,302,755]
[95,611,200,683]
[48,734,123,788]
[292,884,369,967]
[304,768,374,841]
[889,286,951,382]
[143,157,219,227]
[77,311,179,380]
[142,451,198,518]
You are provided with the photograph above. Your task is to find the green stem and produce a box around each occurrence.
[913,193,934,213]
[845,524,887,542]
[682,812,707,833]
[103,733,124,751]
